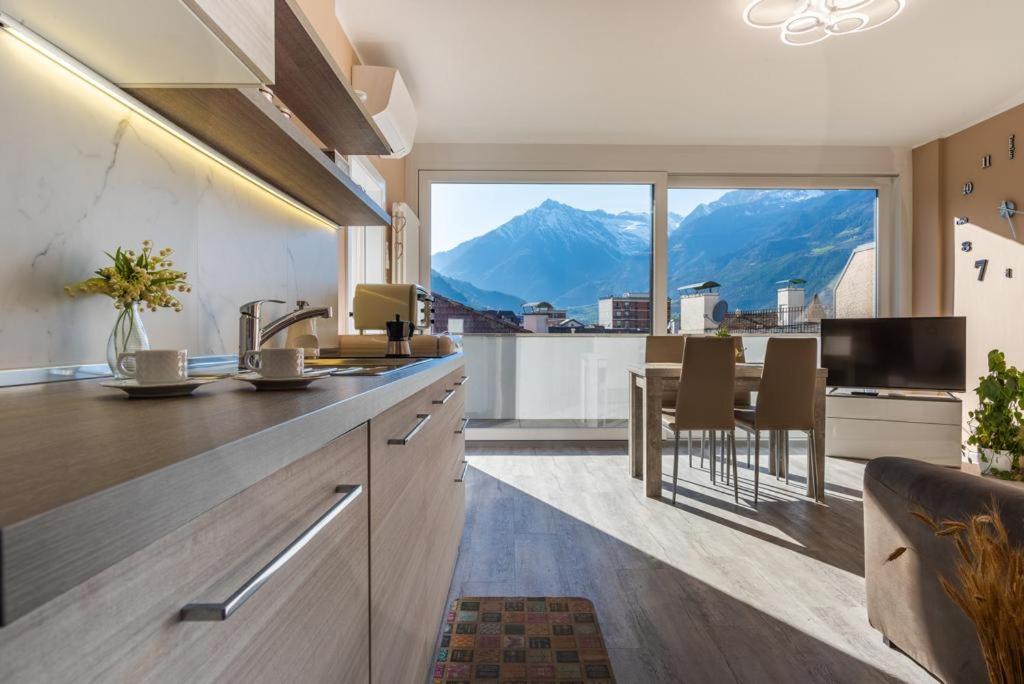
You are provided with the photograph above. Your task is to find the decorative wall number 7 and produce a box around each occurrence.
[974,259,989,281]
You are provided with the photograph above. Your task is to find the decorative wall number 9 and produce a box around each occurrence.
[961,241,973,252]
[963,181,974,195]
[975,258,989,281]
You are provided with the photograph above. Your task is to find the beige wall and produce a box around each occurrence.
[913,103,1024,314]
[912,140,943,315]
[954,223,1024,466]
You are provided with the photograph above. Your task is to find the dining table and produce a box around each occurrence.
[627,362,829,502]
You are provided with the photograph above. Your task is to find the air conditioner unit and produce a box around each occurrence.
[352,65,417,159]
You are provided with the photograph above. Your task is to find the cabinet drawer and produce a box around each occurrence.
[0,425,370,684]
[370,367,466,684]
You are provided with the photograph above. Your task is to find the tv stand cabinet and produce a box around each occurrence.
[825,391,962,465]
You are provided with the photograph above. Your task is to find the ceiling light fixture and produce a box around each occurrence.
[743,0,906,46]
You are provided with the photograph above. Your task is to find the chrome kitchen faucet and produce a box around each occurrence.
[238,299,332,369]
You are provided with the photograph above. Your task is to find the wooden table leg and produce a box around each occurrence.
[643,376,664,498]
[628,373,643,479]
[809,376,827,501]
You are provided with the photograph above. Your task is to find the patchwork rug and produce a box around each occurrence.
[432,597,616,683]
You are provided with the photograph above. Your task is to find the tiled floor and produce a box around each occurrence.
[441,440,932,683]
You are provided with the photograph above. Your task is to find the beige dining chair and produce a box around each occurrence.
[733,337,819,505]
[645,335,687,366]
[645,335,713,472]
[661,336,738,504]
[709,335,750,482]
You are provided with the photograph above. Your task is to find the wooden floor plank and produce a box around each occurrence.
[439,441,932,683]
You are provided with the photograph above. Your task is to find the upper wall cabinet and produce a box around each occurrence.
[273,0,391,155]
[0,0,274,85]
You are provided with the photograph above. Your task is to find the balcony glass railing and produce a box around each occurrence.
[460,333,820,429]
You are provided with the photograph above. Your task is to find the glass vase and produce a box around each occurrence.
[106,303,150,377]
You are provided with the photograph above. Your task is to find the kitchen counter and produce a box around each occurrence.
[0,353,463,625]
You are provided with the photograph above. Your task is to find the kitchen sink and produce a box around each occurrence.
[304,356,432,376]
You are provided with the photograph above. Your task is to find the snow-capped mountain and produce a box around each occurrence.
[431,190,875,314]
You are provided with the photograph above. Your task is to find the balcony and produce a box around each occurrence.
[459,332,817,438]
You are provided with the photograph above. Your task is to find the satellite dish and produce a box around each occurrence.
[711,300,728,324]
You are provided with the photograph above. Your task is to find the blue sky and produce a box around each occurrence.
[430,183,727,253]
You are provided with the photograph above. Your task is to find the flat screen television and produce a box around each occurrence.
[820,317,966,391]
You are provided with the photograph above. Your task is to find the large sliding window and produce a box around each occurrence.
[430,183,655,334]
[421,172,894,435]
[428,181,654,433]
[667,185,878,362]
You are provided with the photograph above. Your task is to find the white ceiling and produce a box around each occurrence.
[335,0,1024,147]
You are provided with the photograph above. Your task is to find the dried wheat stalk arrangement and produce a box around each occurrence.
[911,505,1024,684]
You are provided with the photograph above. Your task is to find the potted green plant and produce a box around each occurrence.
[966,349,1024,479]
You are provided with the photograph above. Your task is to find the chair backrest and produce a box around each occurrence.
[673,336,736,430]
[645,335,686,363]
[754,337,818,430]
[732,336,751,406]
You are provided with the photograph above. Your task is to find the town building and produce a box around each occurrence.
[521,301,567,333]
[834,243,876,318]
[597,292,667,333]
[432,294,529,334]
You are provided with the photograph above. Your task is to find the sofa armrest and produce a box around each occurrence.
[863,457,1024,682]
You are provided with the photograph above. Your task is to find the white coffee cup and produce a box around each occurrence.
[117,349,188,384]
[243,348,305,378]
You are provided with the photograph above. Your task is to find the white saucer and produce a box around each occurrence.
[101,377,220,398]
[234,369,332,391]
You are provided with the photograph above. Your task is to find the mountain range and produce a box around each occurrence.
[431,269,525,312]
[431,189,875,319]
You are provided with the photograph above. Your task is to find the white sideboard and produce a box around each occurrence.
[825,393,962,466]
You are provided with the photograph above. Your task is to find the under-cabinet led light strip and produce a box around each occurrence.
[0,12,339,230]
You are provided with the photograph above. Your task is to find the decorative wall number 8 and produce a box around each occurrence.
[974,258,989,281]
[961,241,973,252]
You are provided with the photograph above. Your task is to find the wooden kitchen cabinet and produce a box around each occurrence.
[370,366,467,683]
[0,424,370,683]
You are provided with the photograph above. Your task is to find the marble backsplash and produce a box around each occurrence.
[0,33,340,370]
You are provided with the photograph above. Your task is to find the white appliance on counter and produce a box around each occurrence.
[342,283,456,358]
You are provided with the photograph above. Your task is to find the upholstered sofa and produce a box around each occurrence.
[863,457,1024,683]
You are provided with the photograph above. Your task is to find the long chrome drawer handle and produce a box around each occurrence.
[454,375,469,386]
[455,461,469,483]
[180,484,363,622]
[388,413,431,445]
[433,388,456,405]
[455,417,470,435]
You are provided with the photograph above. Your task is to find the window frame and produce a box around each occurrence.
[667,174,904,318]
[418,170,670,333]
[420,170,907,336]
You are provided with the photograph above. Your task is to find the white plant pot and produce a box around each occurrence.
[980,448,1014,474]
